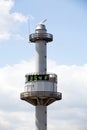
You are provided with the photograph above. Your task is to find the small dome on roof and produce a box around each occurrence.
[35,24,47,30]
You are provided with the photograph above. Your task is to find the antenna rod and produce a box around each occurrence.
[39,19,47,24]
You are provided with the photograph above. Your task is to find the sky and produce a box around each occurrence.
[0,0,87,130]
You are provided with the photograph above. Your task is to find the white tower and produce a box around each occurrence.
[20,20,62,130]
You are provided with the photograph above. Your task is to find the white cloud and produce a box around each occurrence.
[0,0,29,40]
[12,13,28,23]
[0,33,11,40]
[0,60,87,130]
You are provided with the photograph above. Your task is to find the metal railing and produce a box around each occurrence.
[21,91,62,100]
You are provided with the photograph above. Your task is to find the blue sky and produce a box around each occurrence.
[0,0,87,66]
[0,0,87,130]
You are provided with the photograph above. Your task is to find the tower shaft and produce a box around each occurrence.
[36,106,47,130]
[36,41,47,73]
[35,39,47,130]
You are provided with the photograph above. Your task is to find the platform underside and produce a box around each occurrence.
[20,91,62,106]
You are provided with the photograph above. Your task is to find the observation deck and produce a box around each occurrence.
[29,33,53,42]
[20,73,62,106]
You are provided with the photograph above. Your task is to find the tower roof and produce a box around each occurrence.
[35,24,47,31]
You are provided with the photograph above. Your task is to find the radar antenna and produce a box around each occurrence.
[39,19,47,24]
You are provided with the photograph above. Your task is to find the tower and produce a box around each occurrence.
[20,20,62,130]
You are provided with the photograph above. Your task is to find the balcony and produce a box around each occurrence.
[29,33,53,42]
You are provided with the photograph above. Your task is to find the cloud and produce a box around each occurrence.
[0,60,87,130]
[0,0,28,40]
[12,13,28,23]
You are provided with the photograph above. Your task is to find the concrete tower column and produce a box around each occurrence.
[35,106,47,130]
[35,40,47,130]
[35,41,47,73]
[35,24,47,130]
